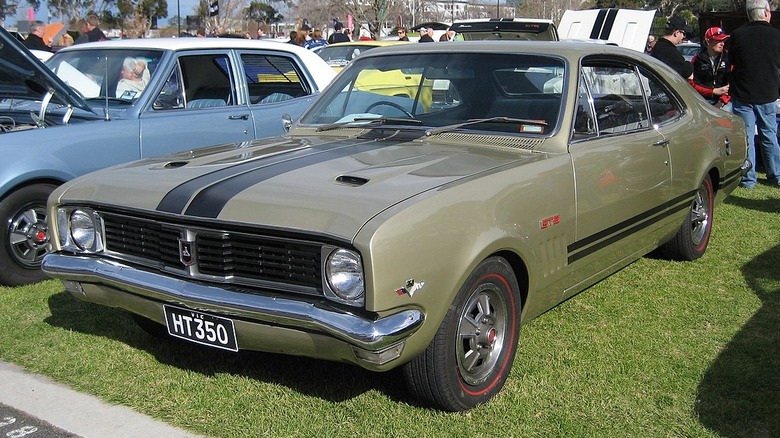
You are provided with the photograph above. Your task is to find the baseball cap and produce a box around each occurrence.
[301,24,312,31]
[419,26,427,33]
[705,27,729,41]
[667,16,694,36]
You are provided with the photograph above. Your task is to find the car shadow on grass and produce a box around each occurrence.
[44,292,419,407]
[695,243,780,437]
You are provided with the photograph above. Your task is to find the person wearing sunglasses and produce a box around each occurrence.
[397,27,409,41]
[691,27,731,109]
[729,0,780,188]
[650,16,694,80]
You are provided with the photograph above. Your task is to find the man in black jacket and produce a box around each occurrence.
[23,21,51,52]
[729,0,780,188]
[650,16,693,79]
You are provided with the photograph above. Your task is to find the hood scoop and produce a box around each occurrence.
[164,161,189,169]
[335,175,369,187]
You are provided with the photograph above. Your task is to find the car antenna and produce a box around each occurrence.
[103,54,111,120]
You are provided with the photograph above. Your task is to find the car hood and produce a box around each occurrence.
[0,27,93,112]
[558,8,656,52]
[57,133,537,240]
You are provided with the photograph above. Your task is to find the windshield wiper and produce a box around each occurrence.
[84,97,135,104]
[424,117,548,136]
[317,116,422,132]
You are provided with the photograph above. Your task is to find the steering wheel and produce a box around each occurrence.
[365,101,414,118]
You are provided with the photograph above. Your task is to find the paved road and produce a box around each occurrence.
[0,403,79,438]
[0,361,205,438]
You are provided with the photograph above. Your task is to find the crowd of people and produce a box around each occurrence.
[647,0,780,189]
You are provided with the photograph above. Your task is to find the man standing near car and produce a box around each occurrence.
[650,16,693,80]
[23,21,51,52]
[327,22,350,44]
[76,14,107,44]
[691,27,731,109]
[729,0,780,188]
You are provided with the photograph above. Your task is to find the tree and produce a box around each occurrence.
[2,0,41,22]
[245,1,284,28]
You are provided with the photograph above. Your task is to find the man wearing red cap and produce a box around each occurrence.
[691,27,731,109]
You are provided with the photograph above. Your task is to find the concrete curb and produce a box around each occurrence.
[0,361,206,438]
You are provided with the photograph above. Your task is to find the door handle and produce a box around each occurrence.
[228,114,249,120]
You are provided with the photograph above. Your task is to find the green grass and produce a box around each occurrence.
[1,184,779,437]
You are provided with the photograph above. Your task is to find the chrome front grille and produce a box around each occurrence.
[101,212,322,291]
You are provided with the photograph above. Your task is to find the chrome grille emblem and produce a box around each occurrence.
[179,239,194,266]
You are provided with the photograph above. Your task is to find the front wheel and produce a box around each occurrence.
[660,175,714,261]
[0,184,57,286]
[403,257,521,411]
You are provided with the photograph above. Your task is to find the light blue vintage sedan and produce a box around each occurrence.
[0,28,335,285]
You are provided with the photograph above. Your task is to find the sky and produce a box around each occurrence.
[7,0,203,27]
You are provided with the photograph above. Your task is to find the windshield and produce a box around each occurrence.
[300,52,566,136]
[46,49,164,102]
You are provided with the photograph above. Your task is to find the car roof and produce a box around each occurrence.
[55,37,335,91]
[57,37,313,53]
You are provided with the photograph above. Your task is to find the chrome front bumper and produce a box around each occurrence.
[42,253,424,368]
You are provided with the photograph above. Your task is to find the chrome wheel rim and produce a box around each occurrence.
[690,186,710,246]
[8,204,48,268]
[456,282,508,386]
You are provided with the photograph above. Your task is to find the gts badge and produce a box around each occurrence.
[396,279,425,298]
[540,214,560,229]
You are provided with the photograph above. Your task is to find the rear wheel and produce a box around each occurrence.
[661,175,714,261]
[0,184,56,286]
[403,257,521,411]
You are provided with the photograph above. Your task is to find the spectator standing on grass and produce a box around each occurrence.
[650,16,693,79]
[439,28,455,41]
[397,26,409,41]
[328,22,351,44]
[418,27,435,42]
[729,0,780,188]
[305,29,328,50]
[645,35,656,53]
[76,14,107,44]
[691,27,731,110]
[23,21,51,51]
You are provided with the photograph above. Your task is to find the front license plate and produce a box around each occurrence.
[163,305,238,352]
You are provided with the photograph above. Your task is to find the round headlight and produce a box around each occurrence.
[70,210,96,250]
[326,249,364,301]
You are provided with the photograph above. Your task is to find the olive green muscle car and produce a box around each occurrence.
[43,42,749,411]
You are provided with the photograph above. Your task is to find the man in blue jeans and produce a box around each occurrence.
[729,0,780,188]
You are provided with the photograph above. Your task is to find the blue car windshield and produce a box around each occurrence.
[46,49,164,102]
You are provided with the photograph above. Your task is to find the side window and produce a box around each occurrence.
[178,54,236,109]
[241,53,309,105]
[573,78,597,139]
[581,64,650,134]
[153,64,184,110]
[638,67,682,125]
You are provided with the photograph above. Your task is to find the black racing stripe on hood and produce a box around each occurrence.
[176,142,387,218]
[156,140,367,214]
